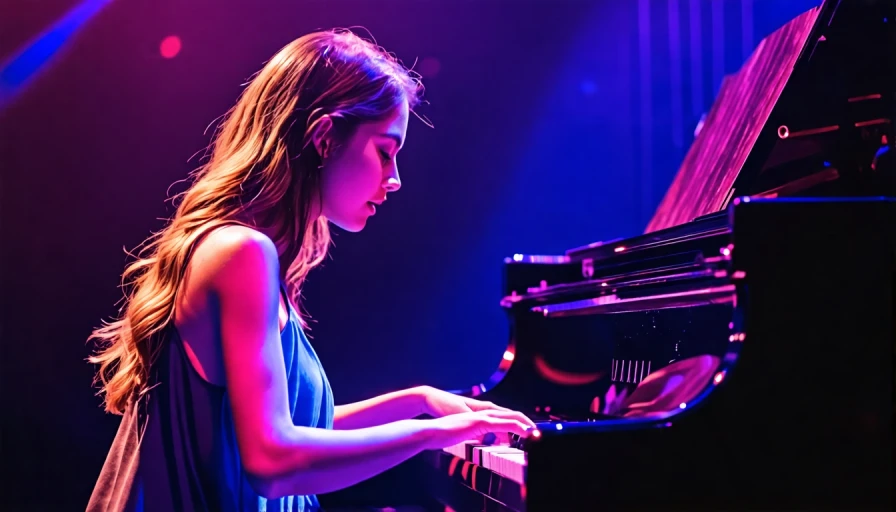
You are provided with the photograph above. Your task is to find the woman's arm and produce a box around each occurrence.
[334,386,518,430]
[206,228,531,498]
[333,386,428,430]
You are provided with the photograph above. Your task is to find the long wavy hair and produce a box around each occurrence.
[89,29,424,415]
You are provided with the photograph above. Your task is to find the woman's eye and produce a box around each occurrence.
[379,149,392,162]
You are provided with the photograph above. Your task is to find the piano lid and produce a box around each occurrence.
[645,2,825,233]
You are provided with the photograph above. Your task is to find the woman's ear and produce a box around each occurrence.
[311,115,335,160]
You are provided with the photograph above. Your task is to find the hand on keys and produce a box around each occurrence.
[424,409,536,450]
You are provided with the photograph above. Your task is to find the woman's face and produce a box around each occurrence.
[317,99,409,232]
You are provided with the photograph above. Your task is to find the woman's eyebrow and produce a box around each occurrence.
[377,133,403,149]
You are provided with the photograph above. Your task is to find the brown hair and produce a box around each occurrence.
[89,29,424,414]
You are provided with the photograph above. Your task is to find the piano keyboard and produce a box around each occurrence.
[442,440,527,485]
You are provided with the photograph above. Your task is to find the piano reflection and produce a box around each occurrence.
[322,0,894,510]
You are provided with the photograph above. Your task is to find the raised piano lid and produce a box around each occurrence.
[645,0,828,233]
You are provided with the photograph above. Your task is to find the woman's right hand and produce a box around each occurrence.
[424,409,536,450]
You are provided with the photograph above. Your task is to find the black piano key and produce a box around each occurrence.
[465,442,488,462]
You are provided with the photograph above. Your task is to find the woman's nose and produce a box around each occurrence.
[384,171,401,192]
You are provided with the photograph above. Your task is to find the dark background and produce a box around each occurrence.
[0,0,818,508]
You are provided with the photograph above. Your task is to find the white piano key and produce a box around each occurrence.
[441,442,527,484]
[471,445,520,465]
[442,440,473,460]
[464,445,527,485]
[486,450,527,485]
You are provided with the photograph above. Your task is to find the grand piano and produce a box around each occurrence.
[322,0,894,510]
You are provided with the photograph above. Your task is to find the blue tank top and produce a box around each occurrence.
[87,284,335,511]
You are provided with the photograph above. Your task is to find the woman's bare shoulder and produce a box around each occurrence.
[175,224,282,385]
[176,223,280,331]
[189,224,279,287]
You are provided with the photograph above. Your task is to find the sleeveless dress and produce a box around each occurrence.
[86,284,335,512]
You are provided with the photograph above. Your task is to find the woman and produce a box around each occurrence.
[86,29,534,512]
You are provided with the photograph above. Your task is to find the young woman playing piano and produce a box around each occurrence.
[85,29,535,512]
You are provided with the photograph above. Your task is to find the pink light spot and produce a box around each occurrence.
[160,36,182,59]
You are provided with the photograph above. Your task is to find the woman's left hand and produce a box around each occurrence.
[418,385,513,418]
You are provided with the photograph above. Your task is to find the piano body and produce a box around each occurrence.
[321,0,894,510]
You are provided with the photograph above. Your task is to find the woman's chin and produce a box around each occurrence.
[329,217,367,233]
